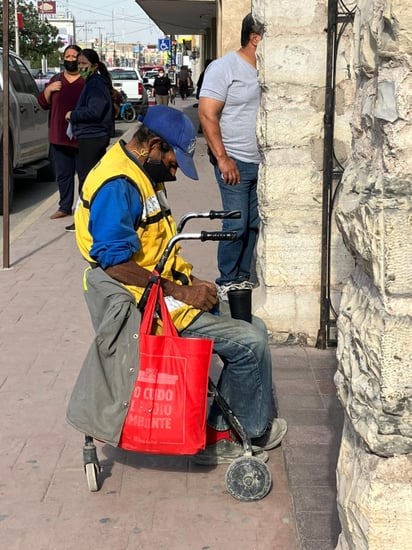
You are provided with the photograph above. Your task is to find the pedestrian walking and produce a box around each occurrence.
[176,65,191,100]
[153,69,174,106]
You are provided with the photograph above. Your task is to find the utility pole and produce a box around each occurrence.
[77,21,95,48]
[96,26,104,59]
[112,10,116,66]
[40,1,47,74]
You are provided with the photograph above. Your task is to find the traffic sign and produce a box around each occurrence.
[158,38,170,51]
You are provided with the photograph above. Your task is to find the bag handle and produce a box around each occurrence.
[140,275,178,337]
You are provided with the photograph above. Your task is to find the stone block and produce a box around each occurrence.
[262,102,323,148]
[254,0,322,31]
[336,165,412,296]
[258,215,321,287]
[335,269,412,457]
[258,149,322,206]
[260,35,327,86]
[336,419,412,550]
[254,285,320,345]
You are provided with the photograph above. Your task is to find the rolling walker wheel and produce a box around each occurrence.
[225,456,272,501]
[123,105,136,122]
[85,462,99,492]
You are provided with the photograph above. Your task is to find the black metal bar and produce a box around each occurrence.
[2,0,11,269]
[317,0,338,349]
[317,0,356,348]
[176,209,240,233]
[138,230,238,312]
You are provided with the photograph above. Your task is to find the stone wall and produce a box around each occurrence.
[253,0,354,344]
[333,0,412,547]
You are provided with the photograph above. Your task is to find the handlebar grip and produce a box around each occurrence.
[209,210,241,219]
[200,231,238,241]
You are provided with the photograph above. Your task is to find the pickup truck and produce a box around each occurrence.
[109,68,148,116]
[0,49,51,213]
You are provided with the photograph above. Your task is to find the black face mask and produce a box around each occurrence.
[144,159,176,183]
[63,60,78,72]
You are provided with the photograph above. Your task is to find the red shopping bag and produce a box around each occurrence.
[119,278,213,455]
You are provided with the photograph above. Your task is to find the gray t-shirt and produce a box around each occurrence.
[199,51,261,164]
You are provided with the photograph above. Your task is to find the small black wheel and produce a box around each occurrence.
[225,456,272,501]
[85,462,99,492]
[123,105,136,122]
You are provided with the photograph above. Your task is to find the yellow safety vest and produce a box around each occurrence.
[75,141,202,331]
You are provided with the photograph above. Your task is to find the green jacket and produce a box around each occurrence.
[66,267,141,446]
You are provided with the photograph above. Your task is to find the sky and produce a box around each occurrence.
[44,0,164,45]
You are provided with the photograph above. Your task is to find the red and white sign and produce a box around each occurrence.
[37,1,56,15]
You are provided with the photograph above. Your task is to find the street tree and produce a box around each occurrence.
[0,0,62,66]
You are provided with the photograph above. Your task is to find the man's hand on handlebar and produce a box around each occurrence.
[163,277,218,312]
[105,260,218,312]
[182,284,218,311]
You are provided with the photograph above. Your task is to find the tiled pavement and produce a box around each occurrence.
[0,97,343,549]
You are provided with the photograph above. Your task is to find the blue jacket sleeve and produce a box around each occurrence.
[88,179,143,269]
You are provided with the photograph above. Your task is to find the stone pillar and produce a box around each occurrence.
[334,1,412,547]
[253,0,354,344]
[220,0,250,56]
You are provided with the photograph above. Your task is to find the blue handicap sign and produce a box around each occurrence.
[158,38,171,51]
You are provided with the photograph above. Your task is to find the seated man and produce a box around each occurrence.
[73,105,287,464]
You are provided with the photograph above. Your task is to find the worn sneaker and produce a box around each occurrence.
[251,418,288,451]
[65,223,76,232]
[216,280,255,301]
[193,438,269,465]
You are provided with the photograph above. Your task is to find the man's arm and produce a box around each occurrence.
[105,261,218,312]
[198,96,240,185]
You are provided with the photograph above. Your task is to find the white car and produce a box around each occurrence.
[143,70,159,87]
[109,68,148,114]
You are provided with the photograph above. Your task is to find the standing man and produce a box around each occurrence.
[176,65,190,100]
[198,13,265,300]
[38,45,84,220]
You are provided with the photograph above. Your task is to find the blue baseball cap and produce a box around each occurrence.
[139,105,199,180]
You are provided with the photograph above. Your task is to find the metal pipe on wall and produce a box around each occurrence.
[316,0,338,349]
[2,0,11,269]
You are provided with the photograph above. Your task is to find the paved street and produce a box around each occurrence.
[0,97,342,549]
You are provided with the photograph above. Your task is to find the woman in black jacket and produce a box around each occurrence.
[65,49,113,201]
[153,69,174,106]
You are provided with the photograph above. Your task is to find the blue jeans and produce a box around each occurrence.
[50,144,79,214]
[181,301,276,437]
[214,159,260,286]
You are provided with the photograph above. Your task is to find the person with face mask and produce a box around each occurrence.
[152,68,174,106]
[72,105,287,466]
[38,45,84,220]
[64,49,113,232]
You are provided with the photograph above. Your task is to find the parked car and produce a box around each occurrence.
[109,68,148,115]
[142,70,159,93]
[0,49,51,213]
[30,68,43,79]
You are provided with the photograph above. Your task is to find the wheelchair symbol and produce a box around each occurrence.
[159,40,169,51]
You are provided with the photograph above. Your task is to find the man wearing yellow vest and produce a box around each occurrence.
[74,105,287,465]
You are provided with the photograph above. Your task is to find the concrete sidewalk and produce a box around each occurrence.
[0,97,342,549]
